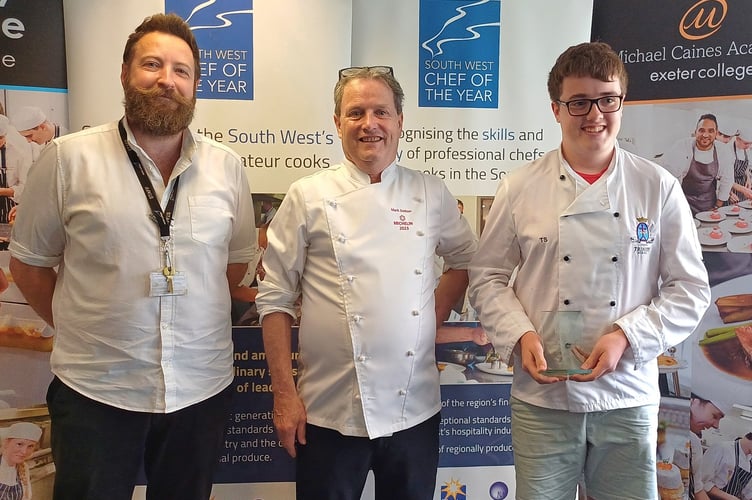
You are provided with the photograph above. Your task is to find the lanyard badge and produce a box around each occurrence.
[119,120,188,296]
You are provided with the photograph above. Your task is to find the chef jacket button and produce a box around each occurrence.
[407,350,415,356]
[613,212,620,218]
[416,231,425,236]
[610,300,616,306]
[347,275,355,282]
[353,315,362,323]
[563,255,570,262]
[338,235,346,243]
[414,269,422,275]
[559,174,566,180]
[611,256,618,262]
[357,355,366,362]
[328,200,337,208]
[411,310,420,316]
[398,389,407,396]
[563,299,570,305]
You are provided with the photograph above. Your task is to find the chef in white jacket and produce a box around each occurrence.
[469,42,711,500]
[256,66,477,500]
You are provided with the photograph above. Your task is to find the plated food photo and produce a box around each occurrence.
[693,277,752,392]
[695,209,726,223]
[718,217,752,234]
[697,226,732,246]
[727,235,752,253]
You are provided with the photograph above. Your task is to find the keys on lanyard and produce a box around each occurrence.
[162,236,174,293]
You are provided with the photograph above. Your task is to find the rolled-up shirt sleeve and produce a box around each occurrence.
[9,142,66,268]
[256,182,308,321]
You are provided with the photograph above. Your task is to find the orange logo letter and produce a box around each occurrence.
[679,0,727,40]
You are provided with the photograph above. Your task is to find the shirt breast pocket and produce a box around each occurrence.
[188,195,233,246]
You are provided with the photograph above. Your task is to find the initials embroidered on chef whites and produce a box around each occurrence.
[630,216,655,254]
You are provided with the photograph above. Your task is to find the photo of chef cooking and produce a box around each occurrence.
[231,193,284,327]
[619,101,752,255]
[435,322,512,384]
[654,268,752,500]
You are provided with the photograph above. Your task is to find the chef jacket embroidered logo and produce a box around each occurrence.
[392,208,414,231]
[630,217,655,254]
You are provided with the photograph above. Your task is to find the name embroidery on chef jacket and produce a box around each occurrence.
[630,216,655,255]
[391,207,414,231]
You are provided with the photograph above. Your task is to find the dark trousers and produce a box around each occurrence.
[296,412,440,500]
[46,376,233,500]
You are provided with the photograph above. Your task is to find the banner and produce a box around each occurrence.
[593,1,752,499]
[0,2,68,498]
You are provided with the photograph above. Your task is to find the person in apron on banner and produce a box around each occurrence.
[701,433,752,499]
[661,114,735,215]
[0,116,29,250]
[729,130,752,204]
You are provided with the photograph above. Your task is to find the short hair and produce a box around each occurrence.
[122,13,200,82]
[547,41,628,101]
[334,67,405,116]
[697,113,718,130]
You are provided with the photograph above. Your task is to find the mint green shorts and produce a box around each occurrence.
[510,397,658,500]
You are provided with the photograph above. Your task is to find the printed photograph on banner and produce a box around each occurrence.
[0,2,68,497]
[166,0,254,100]
[418,0,501,108]
[619,99,752,256]
[656,397,692,500]
[687,266,752,500]
[231,193,285,327]
[437,195,502,387]
[437,322,511,385]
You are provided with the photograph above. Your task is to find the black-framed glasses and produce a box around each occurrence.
[556,95,624,116]
[338,66,394,80]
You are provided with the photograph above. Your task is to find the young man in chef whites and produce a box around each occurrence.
[256,66,477,500]
[469,42,711,499]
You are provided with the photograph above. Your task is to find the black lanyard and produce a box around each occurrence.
[118,119,180,238]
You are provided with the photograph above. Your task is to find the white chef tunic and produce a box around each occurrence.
[469,145,710,412]
[256,160,477,438]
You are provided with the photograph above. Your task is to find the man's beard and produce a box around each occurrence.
[124,85,196,137]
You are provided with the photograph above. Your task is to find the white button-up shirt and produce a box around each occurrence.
[469,146,710,412]
[9,119,255,412]
[257,160,477,438]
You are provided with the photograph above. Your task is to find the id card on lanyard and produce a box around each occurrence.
[118,120,187,296]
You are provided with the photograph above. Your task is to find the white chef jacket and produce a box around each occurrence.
[1,139,30,204]
[256,160,477,438]
[469,146,710,412]
[9,119,256,413]
[660,136,735,203]
[700,439,752,498]
[690,431,706,494]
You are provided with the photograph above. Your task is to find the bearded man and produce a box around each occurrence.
[8,13,255,500]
